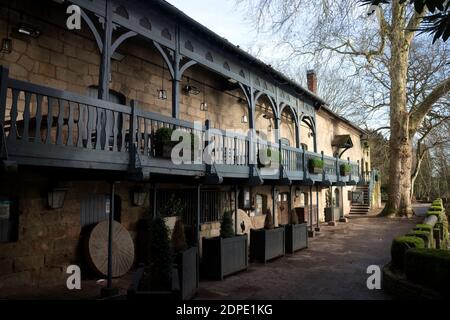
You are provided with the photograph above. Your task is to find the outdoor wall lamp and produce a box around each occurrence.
[295,187,301,198]
[47,187,67,209]
[241,115,248,123]
[200,101,208,111]
[158,89,167,100]
[16,24,40,38]
[1,6,12,54]
[0,38,12,54]
[132,185,147,207]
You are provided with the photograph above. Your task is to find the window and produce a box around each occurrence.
[80,195,121,228]
[299,192,308,207]
[255,194,267,216]
[0,196,19,243]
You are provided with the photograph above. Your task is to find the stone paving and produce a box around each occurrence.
[197,209,422,300]
[2,206,427,300]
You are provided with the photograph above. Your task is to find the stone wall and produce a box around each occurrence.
[0,171,146,291]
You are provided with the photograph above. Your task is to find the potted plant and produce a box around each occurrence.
[202,211,248,280]
[283,209,308,254]
[172,219,198,300]
[340,163,352,176]
[154,127,176,158]
[250,209,285,263]
[324,189,340,222]
[308,158,324,174]
[128,216,179,299]
[159,194,185,233]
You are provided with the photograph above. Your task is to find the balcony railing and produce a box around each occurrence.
[0,67,361,184]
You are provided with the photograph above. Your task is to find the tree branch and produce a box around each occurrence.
[409,76,450,135]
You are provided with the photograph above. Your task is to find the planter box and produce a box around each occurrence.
[325,207,340,222]
[175,246,199,300]
[155,144,173,159]
[127,264,180,300]
[283,223,308,253]
[309,165,323,174]
[202,235,248,280]
[250,227,285,263]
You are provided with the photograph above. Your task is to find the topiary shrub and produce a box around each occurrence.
[264,209,275,230]
[406,230,433,248]
[290,209,299,225]
[220,211,235,238]
[405,248,450,296]
[391,236,425,271]
[171,218,188,253]
[142,216,173,290]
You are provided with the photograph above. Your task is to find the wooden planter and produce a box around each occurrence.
[202,235,248,280]
[250,227,285,263]
[325,207,340,222]
[155,144,173,159]
[283,223,308,254]
[175,246,199,300]
[127,264,180,300]
[308,165,323,174]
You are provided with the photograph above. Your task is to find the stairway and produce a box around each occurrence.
[349,185,370,215]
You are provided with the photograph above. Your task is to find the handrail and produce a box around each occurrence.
[0,69,363,181]
[8,78,132,114]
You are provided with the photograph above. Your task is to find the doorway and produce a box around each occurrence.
[277,192,290,225]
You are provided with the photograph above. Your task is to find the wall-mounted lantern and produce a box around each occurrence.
[200,101,208,111]
[158,89,167,100]
[1,6,12,54]
[132,185,147,207]
[241,115,248,123]
[47,187,67,209]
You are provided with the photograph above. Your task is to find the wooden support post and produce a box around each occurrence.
[234,185,238,235]
[288,185,293,224]
[101,180,119,298]
[272,186,277,227]
[196,184,201,247]
[315,184,320,232]
[98,0,112,101]
[172,25,181,119]
[152,184,157,218]
[0,66,8,126]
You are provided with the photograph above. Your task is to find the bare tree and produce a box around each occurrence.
[237,0,450,216]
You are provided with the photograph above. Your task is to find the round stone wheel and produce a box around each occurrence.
[86,221,135,278]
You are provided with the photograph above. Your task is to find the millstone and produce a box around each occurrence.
[85,220,135,278]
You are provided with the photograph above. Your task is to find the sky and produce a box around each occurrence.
[165,0,264,54]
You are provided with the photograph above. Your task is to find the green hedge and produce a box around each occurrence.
[406,230,433,248]
[414,224,433,233]
[405,249,450,296]
[391,236,425,271]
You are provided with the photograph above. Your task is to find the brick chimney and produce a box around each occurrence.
[307,70,317,94]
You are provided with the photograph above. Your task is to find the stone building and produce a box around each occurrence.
[0,0,379,292]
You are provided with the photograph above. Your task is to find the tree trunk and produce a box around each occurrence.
[382,2,414,217]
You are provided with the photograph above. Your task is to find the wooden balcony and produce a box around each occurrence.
[0,68,360,185]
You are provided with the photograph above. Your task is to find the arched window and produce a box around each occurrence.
[334,188,340,208]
